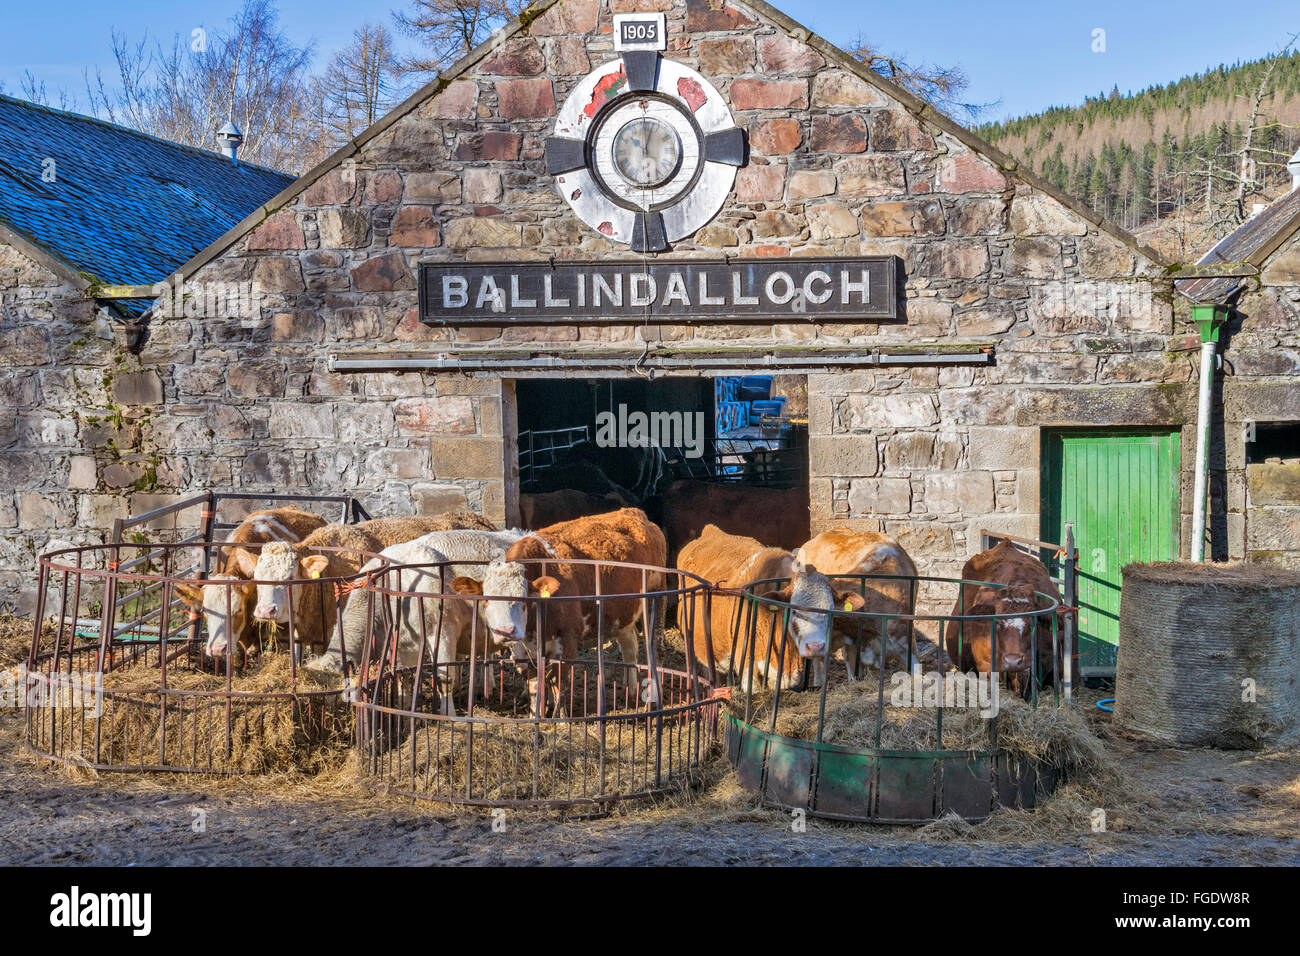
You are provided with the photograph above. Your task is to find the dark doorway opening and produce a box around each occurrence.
[511,375,809,549]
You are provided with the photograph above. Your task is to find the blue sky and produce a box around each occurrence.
[1,0,1297,123]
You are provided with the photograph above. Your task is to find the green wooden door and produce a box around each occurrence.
[1041,429,1181,674]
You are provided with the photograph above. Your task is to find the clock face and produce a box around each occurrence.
[611,116,681,188]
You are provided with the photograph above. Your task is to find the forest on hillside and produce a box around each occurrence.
[978,51,1300,259]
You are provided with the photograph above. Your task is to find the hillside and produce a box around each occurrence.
[978,52,1300,261]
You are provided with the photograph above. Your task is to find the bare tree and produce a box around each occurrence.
[846,36,993,122]
[17,71,78,111]
[316,22,405,146]
[1227,35,1300,223]
[393,0,531,77]
[83,0,317,172]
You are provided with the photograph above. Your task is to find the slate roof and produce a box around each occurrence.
[1176,186,1300,303]
[0,94,294,287]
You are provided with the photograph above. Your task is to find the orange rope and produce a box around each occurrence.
[334,578,368,600]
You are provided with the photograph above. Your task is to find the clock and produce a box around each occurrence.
[611,116,681,188]
[546,52,745,252]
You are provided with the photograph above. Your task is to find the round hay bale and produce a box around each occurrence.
[1115,562,1300,749]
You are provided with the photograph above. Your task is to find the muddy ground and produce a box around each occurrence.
[1,692,1297,866]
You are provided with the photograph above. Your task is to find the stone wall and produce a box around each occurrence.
[1,0,1298,612]
[0,242,137,608]
[1220,233,1300,567]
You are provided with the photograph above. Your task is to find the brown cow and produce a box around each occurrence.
[233,512,497,653]
[676,525,865,690]
[660,479,809,561]
[797,529,920,677]
[943,540,1075,697]
[175,505,327,659]
[519,489,626,530]
[503,508,667,712]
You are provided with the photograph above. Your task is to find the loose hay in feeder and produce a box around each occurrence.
[29,652,353,774]
[732,680,1111,781]
[1,614,37,668]
[1116,562,1300,749]
[359,657,718,808]
[380,711,682,806]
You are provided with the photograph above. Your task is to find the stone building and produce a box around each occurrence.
[0,94,291,605]
[1,0,1297,674]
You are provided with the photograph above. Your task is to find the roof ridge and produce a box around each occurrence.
[0,92,295,180]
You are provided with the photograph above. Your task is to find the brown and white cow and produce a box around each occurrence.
[676,524,866,690]
[797,529,919,677]
[175,505,327,659]
[943,540,1076,697]
[503,507,667,711]
[234,512,498,654]
[659,479,810,561]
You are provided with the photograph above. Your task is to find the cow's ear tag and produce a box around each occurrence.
[539,586,552,598]
[309,568,321,579]
[843,599,852,612]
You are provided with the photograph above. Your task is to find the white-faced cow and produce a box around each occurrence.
[676,524,866,690]
[503,507,667,714]
[233,513,497,654]
[311,530,529,703]
[944,540,1075,697]
[796,529,920,677]
[175,505,327,659]
[311,531,531,714]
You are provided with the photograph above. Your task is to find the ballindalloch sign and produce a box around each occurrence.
[418,257,897,325]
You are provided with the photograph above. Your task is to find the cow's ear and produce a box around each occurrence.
[173,582,204,607]
[755,584,793,605]
[300,554,330,579]
[834,590,867,614]
[226,548,259,578]
[790,549,808,575]
[531,575,561,598]
[450,576,483,596]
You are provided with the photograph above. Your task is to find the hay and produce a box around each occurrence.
[372,698,708,807]
[1122,560,1300,588]
[1117,561,1300,749]
[730,673,1136,837]
[732,679,1112,781]
[29,653,352,774]
[0,614,55,668]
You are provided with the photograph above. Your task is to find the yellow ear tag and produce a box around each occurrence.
[539,586,552,598]
[843,599,852,612]
[308,568,321,579]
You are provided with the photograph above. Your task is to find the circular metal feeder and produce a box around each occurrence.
[352,558,724,810]
[22,541,384,774]
[721,572,1066,824]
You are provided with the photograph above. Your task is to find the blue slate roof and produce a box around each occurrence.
[0,94,294,287]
